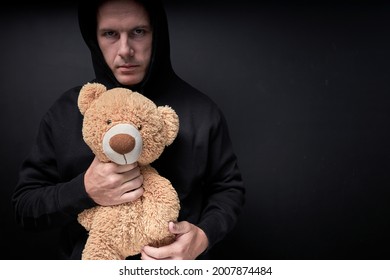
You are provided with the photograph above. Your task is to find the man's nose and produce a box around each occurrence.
[118,36,134,58]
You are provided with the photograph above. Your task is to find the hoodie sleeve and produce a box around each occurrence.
[12,108,97,230]
[196,108,245,251]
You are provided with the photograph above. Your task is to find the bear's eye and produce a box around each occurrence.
[137,124,143,130]
[106,120,112,125]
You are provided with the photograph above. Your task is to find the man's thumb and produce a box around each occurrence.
[169,221,190,234]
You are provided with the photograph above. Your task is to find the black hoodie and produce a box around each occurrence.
[12,0,245,259]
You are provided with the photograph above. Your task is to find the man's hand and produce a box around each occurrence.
[84,157,144,206]
[141,221,209,260]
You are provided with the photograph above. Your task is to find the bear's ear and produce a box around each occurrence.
[78,83,107,115]
[158,105,179,146]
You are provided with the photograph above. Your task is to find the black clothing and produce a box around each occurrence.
[12,0,245,259]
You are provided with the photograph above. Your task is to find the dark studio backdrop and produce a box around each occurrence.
[1,0,390,260]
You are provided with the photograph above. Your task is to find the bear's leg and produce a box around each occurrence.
[82,232,124,260]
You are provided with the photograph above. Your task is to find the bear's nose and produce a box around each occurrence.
[109,134,135,155]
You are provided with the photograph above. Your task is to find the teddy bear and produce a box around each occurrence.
[77,82,180,260]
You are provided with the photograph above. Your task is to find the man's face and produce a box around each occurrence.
[97,0,153,86]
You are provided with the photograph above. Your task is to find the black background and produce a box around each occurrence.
[1,0,390,260]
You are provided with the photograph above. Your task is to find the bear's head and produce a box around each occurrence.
[78,82,179,166]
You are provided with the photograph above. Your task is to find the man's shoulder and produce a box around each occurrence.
[44,85,85,120]
[171,77,219,107]
[58,85,83,102]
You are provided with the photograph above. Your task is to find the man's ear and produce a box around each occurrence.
[158,105,179,146]
[78,83,107,115]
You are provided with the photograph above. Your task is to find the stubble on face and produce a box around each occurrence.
[97,0,153,86]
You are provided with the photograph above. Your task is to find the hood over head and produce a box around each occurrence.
[78,0,174,93]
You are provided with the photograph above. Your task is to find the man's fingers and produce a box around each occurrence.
[119,186,144,203]
[142,245,172,260]
[120,167,141,183]
[116,162,138,173]
[120,174,143,192]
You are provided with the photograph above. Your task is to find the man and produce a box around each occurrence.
[13,0,245,260]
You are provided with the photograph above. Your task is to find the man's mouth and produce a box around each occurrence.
[118,64,139,73]
[119,63,138,68]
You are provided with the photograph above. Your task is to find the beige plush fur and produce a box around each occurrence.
[77,82,180,260]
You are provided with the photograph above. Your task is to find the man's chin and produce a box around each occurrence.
[116,76,143,87]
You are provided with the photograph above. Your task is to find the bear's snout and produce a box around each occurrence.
[109,134,135,155]
[102,123,143,165]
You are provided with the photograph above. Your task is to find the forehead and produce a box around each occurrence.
[97,0,151,27]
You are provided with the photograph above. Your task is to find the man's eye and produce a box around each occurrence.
[132,29,145,37]
[103,31,116,38]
